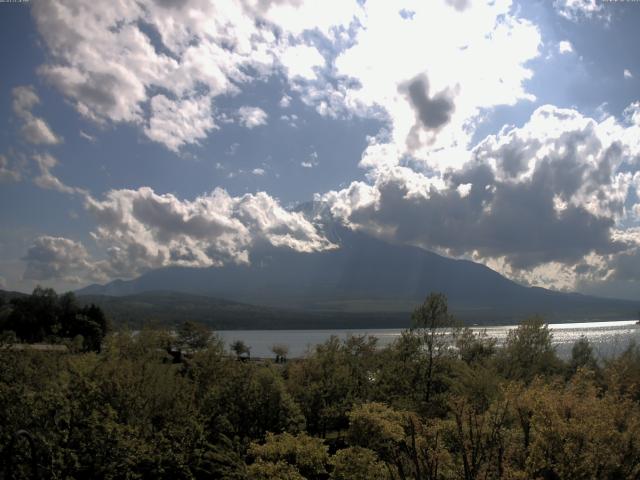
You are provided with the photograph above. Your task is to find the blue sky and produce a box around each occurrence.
[0,0,639,299]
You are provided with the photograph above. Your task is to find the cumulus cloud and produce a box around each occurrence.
[29,0,363,151]
[80,186,335,279]
[237,106,268,129]
[144,94,216,151]
[554,0,608,22]
[32,153,87,196]
[280,44,325,80]
[624,102,640,126]
[624,69,633,79]
[23,236,103,283]
[318,0,542,172]
[319,104,640,290]
[12,86,61,145]
[31,0,541,158]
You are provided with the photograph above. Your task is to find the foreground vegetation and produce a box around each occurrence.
[2,291,640,478]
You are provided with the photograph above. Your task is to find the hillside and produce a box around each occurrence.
[76,290,409,329]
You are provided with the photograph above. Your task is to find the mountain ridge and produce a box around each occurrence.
[76,227,640,326]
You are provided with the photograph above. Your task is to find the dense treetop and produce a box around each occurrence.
[2,291,640,478]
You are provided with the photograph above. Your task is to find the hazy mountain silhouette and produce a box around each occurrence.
[77,225,640,324]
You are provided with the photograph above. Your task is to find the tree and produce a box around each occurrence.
[177,320,211,351]
[347,402,406,466]
[6,286,58,342]
[455,327,496,366]
[271,344,289,363]
[202,363,304,441]
[568,336,599,378]
[248,432,329,480]
[286,336,368,436]
[2,288,108,351]
[230,340,251,360]
[498,315,560,383]
[330,447,388,480]
[411,292,455,403]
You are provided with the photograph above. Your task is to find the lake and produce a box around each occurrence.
[217,320,640,359]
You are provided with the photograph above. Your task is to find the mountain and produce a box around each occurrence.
[0,289,28,304]
[78,227,640,326]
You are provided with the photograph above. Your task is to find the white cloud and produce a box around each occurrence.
[558,40,573,54]
[316,0,542,172]
[0,154,22,183]
[553,0,608,22]
[31,0,540,158]
[279,94,292,108]
[79,130,96,142]
[258,0,362,37]
[144,94,216,152]
[23,236,104,283]
[82,186,335,279]
[237,106,268,129]
[32,153,87,196]
[252,168,265,175]
[29,0,359,151]
[624,102,640,125]
[12,86,61,145]
[280,44,325,80]
[301,151,319,168]
[624,69,633,79]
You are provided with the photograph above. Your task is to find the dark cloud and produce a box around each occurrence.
[609,248,640,282]
[474,132,540,179]
[344,166,621,270]
[325,105,636,272]
[402,74,455,130]
[153,0,187,8]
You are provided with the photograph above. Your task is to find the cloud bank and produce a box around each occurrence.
[23,186,336,283]
[320,104,640,290]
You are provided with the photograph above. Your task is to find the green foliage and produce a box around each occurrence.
[248,432,329,479]
[347,402,406,464]
[410,293,457,407]
[231,339,251,359]
[176,320,212,351]
[4,290,640,479]
[203,362,305,442]
[286,335,379,436]
[568,336,600,379]
[330,446,388,480]
[271,343,289,363]
[497,315,561,382]
[455,327,496,366]
[0,287,108,352]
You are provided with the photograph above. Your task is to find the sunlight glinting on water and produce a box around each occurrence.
[217,320,640,359]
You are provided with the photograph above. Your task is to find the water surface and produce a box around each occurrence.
[217,320,640,359]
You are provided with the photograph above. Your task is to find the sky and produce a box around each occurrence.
[0,0,639,300]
